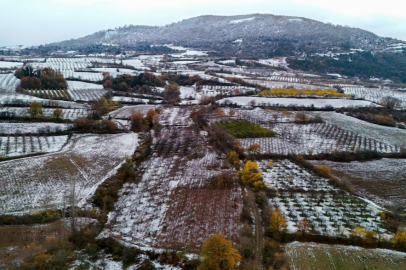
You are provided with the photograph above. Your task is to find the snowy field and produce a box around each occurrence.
[270,191,387,237]
[310,159,406,208]
[234,107,297,123]
[107,105,158,119]
[244,80,329,90]
[257,58,288,68]
[0,73,20,93]
[159,107,194,127]
[111,96,162,104]
[247,75,311,84]
[91,67,141,77]
[343,86,406,108]
[0,107,89,120]
[219,97,376,108]
[240,122,400,155]
[0,135,68,157]
[67,80,104,91]
[101,118,242,249]
[69,89,107,101]
[122,59,150,70]
[0,61,23,69]
[307,111,406,147]
[285,242,406,270]
[0,133,139,215]
[33,57,115,70]
[62,71,104,81]
[259,160,334,192]
[0,93,88,108]
[0,122,73,135]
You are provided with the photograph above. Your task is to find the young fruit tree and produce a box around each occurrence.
[198,234,242,270]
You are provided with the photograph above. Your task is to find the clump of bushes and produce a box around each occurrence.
[74,118,117,133]
[16,66,67,89]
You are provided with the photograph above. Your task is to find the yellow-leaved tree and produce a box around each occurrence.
[198,234,241,270]
[28,101,43,118]
[392,231,406,250]
[227,151,240,169]
[269,209,287,234]
[239,160,263,190]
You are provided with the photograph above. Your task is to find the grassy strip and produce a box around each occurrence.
[212,120,276,138]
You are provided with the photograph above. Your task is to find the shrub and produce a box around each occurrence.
[317,165,331,177]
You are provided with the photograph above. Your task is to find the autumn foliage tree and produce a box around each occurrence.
[163,83,181,104]
[297,219,311,235]
[269,209,287,234]
[92,97,117,118]
[146,109,158,127]
[239,160,264,190]
[53,108,63,120]
[317,165,331,177]
[17,67,67,89]
[227,151,240,169]
[246,143,262,155]
[351,226,377,246]
[130,112,148,132]
[198,234,241,270]
[392,230,406,250]
[28,102,43,118]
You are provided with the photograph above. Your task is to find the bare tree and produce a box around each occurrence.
[380,96,401,110]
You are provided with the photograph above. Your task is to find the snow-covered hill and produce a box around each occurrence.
[49,14,400,57]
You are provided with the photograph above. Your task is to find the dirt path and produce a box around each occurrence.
[247,188,264,270]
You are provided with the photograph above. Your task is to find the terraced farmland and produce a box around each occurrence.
[0,107,90,120]
[0,73,20,94]
[0,135,68,157]
[241,122,400,155]
[0,133,139,215]
[102,118,242,250]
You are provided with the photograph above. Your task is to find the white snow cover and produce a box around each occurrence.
[0,133,139,215]
[240,122,399,155]
[0,61,23,68]
[122,59,150,70]
[0,135,69,157]
[68,89,107,101]
[112,96,163,104]
[67,80,104,91]
[0,73,20,93]
[269,191,387,236]
[0,122,73,135]
[310,158,406,207]
[108,105,158,119]
[219,97,377,108]
[307,111,406,146]
[230,17,256,24]
[259,160,334,192]
[67,81,107,101]
[342,86,406,108]
[0,93,88,108]
[0,107,90,120]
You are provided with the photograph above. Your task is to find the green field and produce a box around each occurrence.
[212,120,276,138]
[285,242,406,270]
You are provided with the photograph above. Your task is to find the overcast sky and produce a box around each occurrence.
[1,0,405,46]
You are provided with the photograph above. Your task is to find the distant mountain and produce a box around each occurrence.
[49,14,401,57]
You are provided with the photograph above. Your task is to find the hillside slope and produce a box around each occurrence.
[49,14,397,57]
